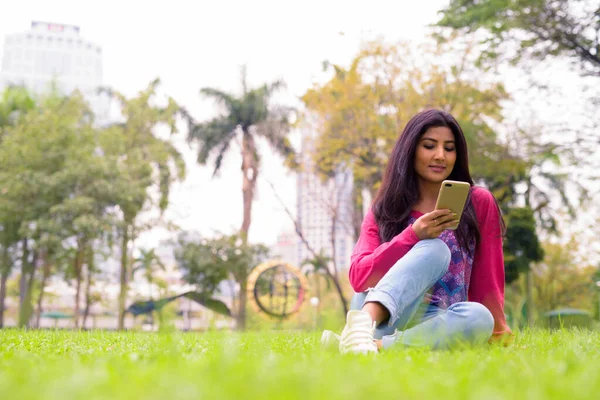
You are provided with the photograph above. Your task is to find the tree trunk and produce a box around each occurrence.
[73,242,86,329]
[267,179,349,318]
[118,225,130,330]
[82,260,93,329]
[314,273,322,324]
[0,272,7,329]
[35,251,52,329]
[19,239,37,328]
[228,280,238,320]
[240,130,258,241]
[526,266,534,326]
[351,184,364,241]
[325,268,349,315]
[18,239,29,327]
[0,245,10,328]
[236,281,247,330]
[329,212,338,280]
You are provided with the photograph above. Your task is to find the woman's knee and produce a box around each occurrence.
[462,302,494,338]
[415,238,451,276]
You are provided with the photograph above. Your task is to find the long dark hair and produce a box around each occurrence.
[372,109,482,252]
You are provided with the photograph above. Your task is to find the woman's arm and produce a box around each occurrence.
[348,209,420,292]
[468,188,513,342]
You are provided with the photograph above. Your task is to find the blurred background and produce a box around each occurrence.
[0,0,599,332]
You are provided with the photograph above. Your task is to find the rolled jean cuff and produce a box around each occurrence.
[364,288,399,328]
[381,332,400,350]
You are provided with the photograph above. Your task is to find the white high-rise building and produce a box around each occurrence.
[0,21,109,125]
[296,129,356,273]
[271,230,299,267]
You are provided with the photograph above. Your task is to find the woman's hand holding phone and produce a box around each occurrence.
[412,209,459,240]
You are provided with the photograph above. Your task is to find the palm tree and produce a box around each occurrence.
[185,67,296,243]
[132,248,166,329]
[301,252,348,316]
[132,248,166,302]
[99,79,186,329]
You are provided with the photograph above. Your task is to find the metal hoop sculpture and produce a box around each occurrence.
[247,260,309,318]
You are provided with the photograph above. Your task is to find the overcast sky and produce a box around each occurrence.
[1,0,597,253]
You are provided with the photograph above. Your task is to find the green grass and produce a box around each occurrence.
[1,329,599,399]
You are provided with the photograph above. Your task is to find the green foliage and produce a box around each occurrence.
[503,207,544,284]
[127,291,231,318]
[100,78,186,328]
[531,239,598,314]
[132,248,166,300]
[174,232,269,329]
[302,39,517,198]
[0,85,35,136]
[102,78,185,219]
[176,232,269,289]
[0,91,116,326]
[436,0,600,75]
[174,233,229,295]
[186,67,297,176]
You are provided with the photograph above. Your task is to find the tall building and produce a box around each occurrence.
[0,21,109,125]
[296,128,356,273]
[271,230,299,267]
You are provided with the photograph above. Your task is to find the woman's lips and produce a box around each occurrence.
[429,165,446,173]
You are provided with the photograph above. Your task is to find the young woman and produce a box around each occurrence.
[322,109,512,354]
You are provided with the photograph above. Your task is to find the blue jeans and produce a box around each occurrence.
[351,238,494,350]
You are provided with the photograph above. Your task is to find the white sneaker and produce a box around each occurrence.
[339,310,378,354]
[320,330,340,349]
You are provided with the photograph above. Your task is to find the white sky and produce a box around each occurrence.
[1,0,596,253]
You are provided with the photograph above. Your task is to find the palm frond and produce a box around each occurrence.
[189,116,238,175]
[210,135,235,177]
[200,88,238,111]
[255,106,297,169]
[264,80,286,97]
[240,65,248,95]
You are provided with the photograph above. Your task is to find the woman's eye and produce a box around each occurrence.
[445,147,455,152]
[424,144,435,150]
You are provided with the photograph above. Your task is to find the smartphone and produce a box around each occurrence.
[434,180,471,230]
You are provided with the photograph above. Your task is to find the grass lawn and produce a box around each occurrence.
[1,328,599,399]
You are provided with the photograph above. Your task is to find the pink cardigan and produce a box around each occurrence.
[349,187,512,339]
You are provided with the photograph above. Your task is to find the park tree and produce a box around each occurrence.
[35,122,124,327]
[436,0,600,77]
[101,79,186,329]
[0,86,35,139]
[132,248,166,302]
[0,91,112,327]
[531,239,598,314]
[185,67,296,243]
[0,86,35,327]
[174,232,269,330]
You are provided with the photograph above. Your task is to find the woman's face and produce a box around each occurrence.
[413,126,457,185]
